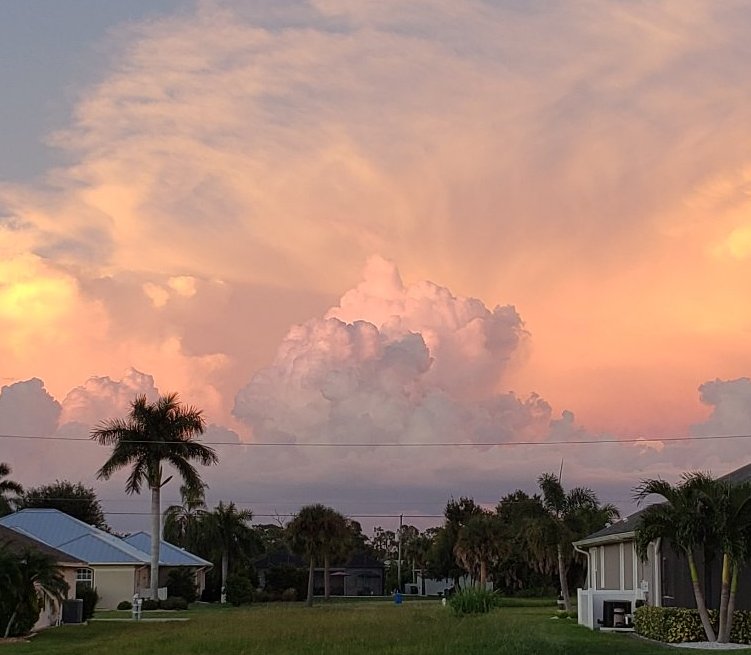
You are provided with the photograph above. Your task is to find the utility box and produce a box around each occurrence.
[62,599,84,624]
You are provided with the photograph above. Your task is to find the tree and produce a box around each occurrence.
[163,483,207,552]
[0,545,68,638]
[287,504,346,607]
[634,473,718,642]
[454,512,505,588]
[91,393,218,601]
[20,480,108,530]
[203,501,257,603]
[537,472,619,612]
[318,508,350,599]
[0,463,23,517]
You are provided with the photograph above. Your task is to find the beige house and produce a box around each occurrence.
[0,509,211,609]
[0,524,86,631]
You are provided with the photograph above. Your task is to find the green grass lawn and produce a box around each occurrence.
[6,601,751,655]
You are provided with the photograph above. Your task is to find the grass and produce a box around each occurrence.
[5,601,751,654]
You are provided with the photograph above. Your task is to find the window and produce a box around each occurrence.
[76,568,94,590]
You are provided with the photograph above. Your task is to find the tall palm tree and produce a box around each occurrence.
[91,393,218,601]
[287,504,335,607]
[203,501,256,603]
[319,507,350,600]
[634,473,717,642]
[0,463,23,516]
[453,512,505,588]
[538,472,619,612]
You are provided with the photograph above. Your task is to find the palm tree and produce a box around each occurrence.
[163,483,208,552]
[287,504,337,607]
[0,463,23,516]
[319,507,350,600]
[203,501,256,603]
[634,473,717,642]
[538,472,619,612]
[702,478,751,642]
[0,546,68,638]
[91,393,218,601]
[453,512,505,588]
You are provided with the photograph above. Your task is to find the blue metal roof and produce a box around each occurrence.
[124,532,212,567]
[0,509,207,567]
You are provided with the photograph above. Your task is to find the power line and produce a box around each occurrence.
[0,432,747,447]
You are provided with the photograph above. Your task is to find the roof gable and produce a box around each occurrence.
[0,525,85,565]
[123,532,212,567]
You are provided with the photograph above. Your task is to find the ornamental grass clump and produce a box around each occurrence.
[448,588,503,616]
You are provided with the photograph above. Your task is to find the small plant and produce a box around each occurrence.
[141,598,160,611]
[448,588,503,616]
[161,596,188,611]
[117,600,132,610]
[76,584,99,620]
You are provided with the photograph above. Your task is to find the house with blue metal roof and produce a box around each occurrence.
[0,509,211,608]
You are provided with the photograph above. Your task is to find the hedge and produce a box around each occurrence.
[634,606,751,644]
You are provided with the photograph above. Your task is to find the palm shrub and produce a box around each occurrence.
[448,588,503,616]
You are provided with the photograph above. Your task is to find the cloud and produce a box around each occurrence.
[59,368,160,428]
[692,378,751,436]
[0,378,61,436]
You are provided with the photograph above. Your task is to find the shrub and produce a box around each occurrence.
[281,587,298,602]
[166,568,198,603]
[265,565,307,600]
[226,574,254,606]
[160,596,188,611]
[448,588,503,616]
[0,590,39,637]
[253,589,270,603]
[117,600,132,610]
[76,584,98,620]
[141,598,160,611]
[631,606,751,644]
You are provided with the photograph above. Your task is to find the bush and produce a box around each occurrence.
[76,584,98,620]
[141,598,160,611]
[253,589,270,603]
[226,574,254,606]
[265,565,307,600]
[448,588,503,616]
[166,568,198,603]
[160,596,188,611]
[281,587,298,602]
[632,606,751,644]
[117,600,132,610]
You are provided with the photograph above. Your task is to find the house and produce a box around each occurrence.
[0,524,87,631]
[255,548,385,596]
[574,462,751,630]
[0,509,212,609]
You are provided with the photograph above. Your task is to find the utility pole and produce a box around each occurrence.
[397,513,403,593]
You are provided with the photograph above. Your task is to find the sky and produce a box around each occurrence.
[2,0,751,534]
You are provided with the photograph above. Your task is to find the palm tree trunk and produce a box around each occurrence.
[220,550,228,604]
[557,543,571,612]
[324,554,330,599]
[726,563,740,643]
[479,560,487,588]
[718,553,731,643]
[4,607,18,639]
[687,550,716,642]
[306,557,315,607]
[150,485,161,601]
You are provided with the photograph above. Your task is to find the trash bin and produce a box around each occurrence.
[62,599,84,624]
[394,591,403,605]
[613,608,626,628]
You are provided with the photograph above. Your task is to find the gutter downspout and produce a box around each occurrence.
[654,538,662,607]
[573,543,592,628]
